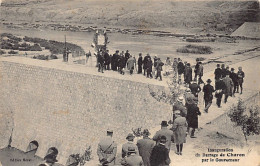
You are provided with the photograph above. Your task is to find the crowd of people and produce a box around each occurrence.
[95,51,245,166]
[96,50,165,81]
[35,52,245,166]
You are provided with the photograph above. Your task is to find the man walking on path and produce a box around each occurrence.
[186,102,201,138]
[214,64,222,83]
[153,121,174,152]
[184,63,192,85]
[172,110,188,155]
[230,68,238,97]
[122,133,139,158]
[215,78,226,108]
[222,73,234,103]
[189,80,201,98]
[203,79,215,113]
[137,129,155,166]
[197,62,204,85]
[177,58,185,84]
[172,96,187,118]
[150,136,171,166]
[237,66,245,94]
[97,130,117,166]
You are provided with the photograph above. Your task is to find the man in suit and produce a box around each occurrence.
[137,129,155,166]
[138,53,143,74]
[121,147,144,166]
[153,121,174,151]
[155,58,164,81]
[122,133,139,158]
[97,129,117,166]
[150,136,171,166]
[203,79,215,113]
[172,96,187,118]
[222,73,234,103]
[189,80,201,98]
[230,68,238,97]
[237,66,245,94]
[214,64,222,83]
[215,77,226,108]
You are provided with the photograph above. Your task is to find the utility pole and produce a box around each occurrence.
[63,35,68,62]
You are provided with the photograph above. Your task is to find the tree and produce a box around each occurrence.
[228,99,260,142]
[148,65,185,123]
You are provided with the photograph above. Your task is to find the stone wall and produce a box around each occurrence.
[0,58,171,164]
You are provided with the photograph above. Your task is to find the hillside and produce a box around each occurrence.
[0,0,259,32]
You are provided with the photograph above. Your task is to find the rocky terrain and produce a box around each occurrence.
[1,0,259,34]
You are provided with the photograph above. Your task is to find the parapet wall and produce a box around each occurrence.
[0,57,171,164]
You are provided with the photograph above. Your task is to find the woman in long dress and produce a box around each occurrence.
[172,110,188,155]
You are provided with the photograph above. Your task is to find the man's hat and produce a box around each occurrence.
[126,133,135,140]
[160,135,167,143]
[107,129,113,134]
[161,121,168,126]
[44,147,58,163]
[116,50,119,53]
[174,110,181,115]
[206,79,212,83]
[142,129,151,136]
[231,68,234,71]
[177,96,184,102]
[185,88,191,92]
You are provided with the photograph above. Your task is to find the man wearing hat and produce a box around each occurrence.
[222,72,234,103]
[172,110,188,155]
[150,136,171,166]
[155,57,164,81]
[237,66,245,94]
[120,147,144,166]
[172,96,187,118]
[203,79,215,113]
[214,64,222,82]
[184,88,196,107]
[137,53,143,74]
[153,121,174,151]
[215,77,226,108]
[189,80,201,98]
[111,50,119,71]
[137,129,155,166]
[41,147,59,166]
[97,129,117,166]
[122,133,139,158]
[230,68,238,97]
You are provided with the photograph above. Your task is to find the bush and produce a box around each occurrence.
[228,99,260,142]
[33,55,48,60]
[0,50,6,55]
[29,44,42,51]
[177,45,213,54]
[50,54,58,59]
[8,50,18,54]
[186,38,202,42]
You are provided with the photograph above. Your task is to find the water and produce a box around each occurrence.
[0,26,189,58]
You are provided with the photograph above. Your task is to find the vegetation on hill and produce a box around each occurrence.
[177,45,213,54]
[0,33,85,55]
[0,0,259,33]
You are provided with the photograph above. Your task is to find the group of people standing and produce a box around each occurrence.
[97,50,136,75]
[202,64,245,113]
[97,117,189,166]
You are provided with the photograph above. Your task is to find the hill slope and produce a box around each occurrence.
[1,0,259,32]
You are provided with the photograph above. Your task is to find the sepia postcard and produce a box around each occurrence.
[0,0,260,165]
